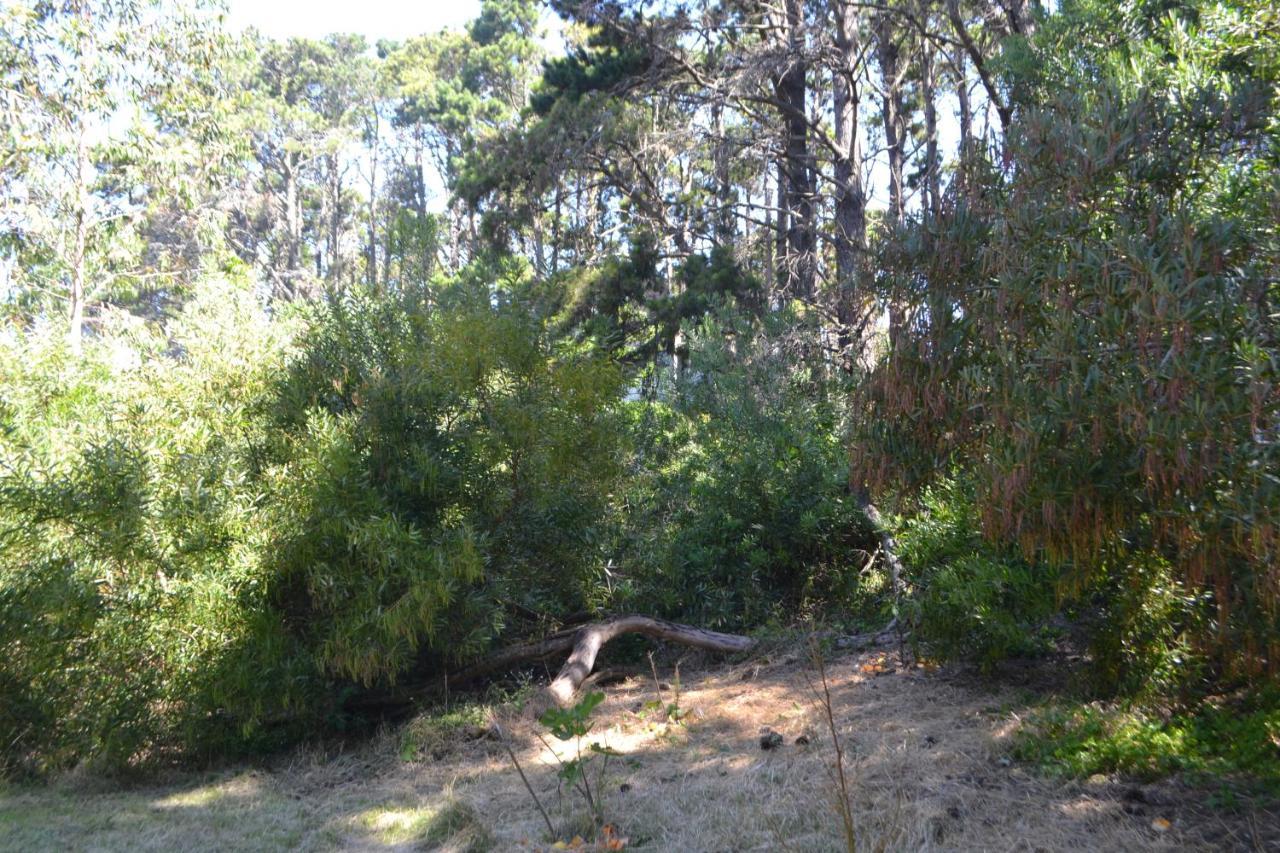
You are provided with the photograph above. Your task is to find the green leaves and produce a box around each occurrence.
[0,278,296,773]
[0,274,628,772]
[263,283,625,685]
[618,310,880,628]
[854,0,1280,689]
[537,690,616,826]
[540,690,606,742]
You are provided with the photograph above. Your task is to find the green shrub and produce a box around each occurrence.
[615,311,880,629]
[895,478,1058,667]
[1013,691,1280,795]
[0,279,308,773]
[892,477,1209,690]
[0,276,627,773]
[853,1,1280,685]
[262,282,625,684]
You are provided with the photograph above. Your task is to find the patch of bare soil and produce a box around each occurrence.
[3,647,1276,851]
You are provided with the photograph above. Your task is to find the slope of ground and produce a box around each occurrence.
[1,646,1275,851]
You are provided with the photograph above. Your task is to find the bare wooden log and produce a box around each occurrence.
[543,616,755,707]
[348,616,754,717]
[855,496,910,663]
[856,497,905,599]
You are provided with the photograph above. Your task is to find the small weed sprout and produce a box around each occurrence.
[807,639,857,853]
[644,653,687,723]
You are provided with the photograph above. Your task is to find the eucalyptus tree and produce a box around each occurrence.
[235,35,374,298]
[0,0,228,348]
[384,0,543,273]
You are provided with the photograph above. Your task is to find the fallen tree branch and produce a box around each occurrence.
[853,491,911,666]
[346,617,753,717]
[542,616,756,708]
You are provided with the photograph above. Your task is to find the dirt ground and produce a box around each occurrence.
[2,646,1277,852]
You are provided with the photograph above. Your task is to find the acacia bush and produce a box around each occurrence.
[0,277,626,772]
[854,1,1278,689]
[0,280,305,772]
[262,281,625,684]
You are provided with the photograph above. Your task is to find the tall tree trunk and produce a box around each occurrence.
[832,0,868,366]
[876,12,909,353]
[67,0,95,353]
[551,184,562,275]
[69,112,89,354]
[711,101,734,243]
[761,166,773,296]
[366,111,380,290]
[330,154,346,285]
[947,0,1011,136]
[773,158,789,305]
[774,0,815,301]
[448,203,461,274]
[955,43,972,161]
[876,13,906,228]
[282,153,302,298]
[412,129,431,283]
[921,24,941,219]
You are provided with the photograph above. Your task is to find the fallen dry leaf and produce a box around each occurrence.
[601,823,629,850]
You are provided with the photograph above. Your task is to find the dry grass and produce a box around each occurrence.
[2,646,1275,851]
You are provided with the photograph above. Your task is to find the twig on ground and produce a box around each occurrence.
[496,724,556,839]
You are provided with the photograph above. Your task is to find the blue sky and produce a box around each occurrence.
[227,0,482,42]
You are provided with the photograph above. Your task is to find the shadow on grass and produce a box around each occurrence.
[4,650,1277,852]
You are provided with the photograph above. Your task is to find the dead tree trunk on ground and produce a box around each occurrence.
[541,616,755,707]
[348,616,752,717]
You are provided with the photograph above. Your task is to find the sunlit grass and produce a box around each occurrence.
[354,800,492,850]
[355,804,439,844]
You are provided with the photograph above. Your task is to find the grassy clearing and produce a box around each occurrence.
[2,649,1276,851]
[0,771,494,852]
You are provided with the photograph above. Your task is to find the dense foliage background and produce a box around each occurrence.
[1,0,1275,774]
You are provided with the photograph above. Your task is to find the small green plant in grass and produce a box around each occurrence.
[642,654,687,724]
[538,691,622,828]
[499,690,622,842]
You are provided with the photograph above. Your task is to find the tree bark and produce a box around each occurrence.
[773,158,789,304]
[876,13,907,228]
[70,111,88,354]
[774,0,815,301]
[281,152,303,298]
[947,0,1011,135]
[921,25,941,219]
[354,617,756,717]
[543,616,755,707]
[854,494,905,601]
[954,42,972,164]
[831,0,867,366]
[711,100,734,243]
[68,0,95,354]
[366,110,380,290]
